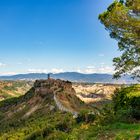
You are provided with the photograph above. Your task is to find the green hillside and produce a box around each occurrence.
[0,79,139,140]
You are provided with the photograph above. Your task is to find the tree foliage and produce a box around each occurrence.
[99,0,140,80]
[112,84,140,120]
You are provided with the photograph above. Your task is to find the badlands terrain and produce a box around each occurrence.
[73,83,120,104]
[0,80,119,105]
[0,81,33,101]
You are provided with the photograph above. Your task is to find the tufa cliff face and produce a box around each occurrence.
[0,79,84,121]
[34,79,75,97]
[34,79,84,115]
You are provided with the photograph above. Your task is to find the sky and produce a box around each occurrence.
[0,0,120,75]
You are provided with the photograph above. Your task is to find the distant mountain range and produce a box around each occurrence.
[0,72,137,84]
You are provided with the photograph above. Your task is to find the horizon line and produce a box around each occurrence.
[0,71,115,77]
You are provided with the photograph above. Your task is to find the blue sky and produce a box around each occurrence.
[0,0,119,75]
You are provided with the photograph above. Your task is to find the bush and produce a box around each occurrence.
[56,113,76,132]
[47,131,68,140]
[76,110,95,123]
[112,85,140,121]
[25,125,54,140]
[96,104,115,124]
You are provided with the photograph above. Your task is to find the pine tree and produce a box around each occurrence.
[99,0,140,80]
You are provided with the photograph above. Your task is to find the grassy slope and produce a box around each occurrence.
[0,84,139,140]
[70,122,140,140]
[0,113,139,140]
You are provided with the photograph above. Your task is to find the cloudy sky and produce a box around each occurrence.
[0,0,119,75]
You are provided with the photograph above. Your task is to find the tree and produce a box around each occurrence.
[99,0,140,80]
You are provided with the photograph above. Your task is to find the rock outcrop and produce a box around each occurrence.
[1,79,84,121]
[33,79,83,115]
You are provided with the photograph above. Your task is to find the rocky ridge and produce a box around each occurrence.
[0,79,84,122]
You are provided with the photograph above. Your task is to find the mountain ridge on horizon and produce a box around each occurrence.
[0,72,137,84]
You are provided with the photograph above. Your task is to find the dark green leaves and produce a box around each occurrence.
[99,0,140,80]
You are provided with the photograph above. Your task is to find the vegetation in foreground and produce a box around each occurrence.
[0,84,139,140]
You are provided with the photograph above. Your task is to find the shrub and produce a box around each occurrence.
[112,85,140,121]
[47,131,68,140]
[96,103,115,124]
[56,113,76,132]
[76,110,95,123]
[25,125,54,140]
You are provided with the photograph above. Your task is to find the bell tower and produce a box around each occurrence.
[48,73,51,79]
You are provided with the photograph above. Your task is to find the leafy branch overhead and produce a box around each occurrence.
[99,0,140,80]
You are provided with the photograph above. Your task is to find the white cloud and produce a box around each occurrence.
[86,66,95,69]
[76,69,82,73]
[28,69,48,73]
[27,68,64,74]
[51,68,64,74]
[0,72,18,76]
[26,66,114,74]
[85,68,96,74]
[76,65,114,74]
[97,66,114,74]
[0,65,114,76]
[0,63,6,67]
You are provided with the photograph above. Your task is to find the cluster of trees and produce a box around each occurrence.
[99,0,140,80]
[112,85,140,120]
[98,0,140,124]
